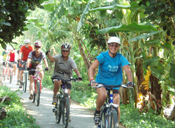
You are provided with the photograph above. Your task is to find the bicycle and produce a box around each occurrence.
[31,65,47,106]
[19,60,28,92]
[53,77,77,128]
[2,61,7,81]
[90,83,133,128]
[7,61,16,84]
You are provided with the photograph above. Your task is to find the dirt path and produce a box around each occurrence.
[2,74,125,128]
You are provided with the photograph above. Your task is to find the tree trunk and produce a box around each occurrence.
[150,74,162,114]
[77,41,91,70]
[168,105,175,121]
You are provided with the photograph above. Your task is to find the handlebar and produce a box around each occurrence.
[29,68,47,71]
[88,83,133,89]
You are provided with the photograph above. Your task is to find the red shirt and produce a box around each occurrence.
[9,52,15,62]
[20,45,33,61]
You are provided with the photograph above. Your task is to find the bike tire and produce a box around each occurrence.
[35,80,40,106]
[23,72,28,92]
[9,70,12,83]
[62,97,70,128]
[56,98,62,123]
[100,110,107,128]
[109,108,118,128]
[3,68,6,81]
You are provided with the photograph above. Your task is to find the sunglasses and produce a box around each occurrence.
[109,43,120,47]
[35,46,41,48]
[62,50,69,53]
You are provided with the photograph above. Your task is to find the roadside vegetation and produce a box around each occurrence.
[0,86,39,128]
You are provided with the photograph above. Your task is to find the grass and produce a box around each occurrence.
[0,86,40,128]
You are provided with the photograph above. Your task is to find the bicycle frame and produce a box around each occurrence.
[33,69,42,93]
[92,84,132,128]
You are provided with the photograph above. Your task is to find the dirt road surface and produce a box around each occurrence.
[2,74,125,128]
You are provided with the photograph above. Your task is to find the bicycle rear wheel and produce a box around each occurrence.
[35,80,40,106]
[109,108,118,128]
[56,98,62,123]
[23,71,28,92]
[62,97,70,128]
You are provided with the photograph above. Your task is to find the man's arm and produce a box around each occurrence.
[74,68,81,77]
[26,58,31,68]
[46,52,55,62]
[123,65,133,82]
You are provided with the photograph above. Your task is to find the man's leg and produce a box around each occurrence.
[19,70,24,88]
[52,80,62,104]
[113,93,120,123]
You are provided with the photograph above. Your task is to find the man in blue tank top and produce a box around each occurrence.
[88,36,134,125]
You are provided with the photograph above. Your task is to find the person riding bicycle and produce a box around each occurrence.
[46,43,82,106]
[6,47,17,78]
[16,44,23,85]
[26,41,49,100]
[88,36,134,125]
[2,49,8,67]
[18,39,33,88]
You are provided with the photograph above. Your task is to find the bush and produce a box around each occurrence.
[0,86,39,128]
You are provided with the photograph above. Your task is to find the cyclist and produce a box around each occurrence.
[6,47,17,78]
[18,39,33,88]
[26,41,49,100]
[16,44,23,85]
[2,50,8,67]
[46,43,82,105]
[88,36,134,125]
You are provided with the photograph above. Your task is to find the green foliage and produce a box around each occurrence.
[139,0,175,39]
[0,0,47,48]
[71,80,97,110]
[0,86,39,128]
[120,104,175,128]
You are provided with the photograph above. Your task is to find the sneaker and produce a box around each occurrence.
[52,95,57,105]
[68,115,71,122]
[19,85,22,88]
[94,110,100,125]
[29,95,33,100]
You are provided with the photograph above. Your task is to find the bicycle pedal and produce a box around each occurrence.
[52,103,57,105]
[95,123,99,125]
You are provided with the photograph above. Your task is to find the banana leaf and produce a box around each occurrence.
[97,22,157,34]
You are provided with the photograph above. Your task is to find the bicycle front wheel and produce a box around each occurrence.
[100,110,108,128]
[56,98,62,123]
[62,97,70,128]
[109,108,118,128]
[35,80,40,106]
[23,72,28,92]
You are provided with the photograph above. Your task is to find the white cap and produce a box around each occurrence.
[107,37,120,44]
[24,39,30,44]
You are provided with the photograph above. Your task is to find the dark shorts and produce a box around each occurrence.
[29,70,36,76]
[8,61,15,68]
[3,61,6,66]
[17,60,20,68]
[51,76,71,90]
[19,60,27,70]
[106,89,119,94]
